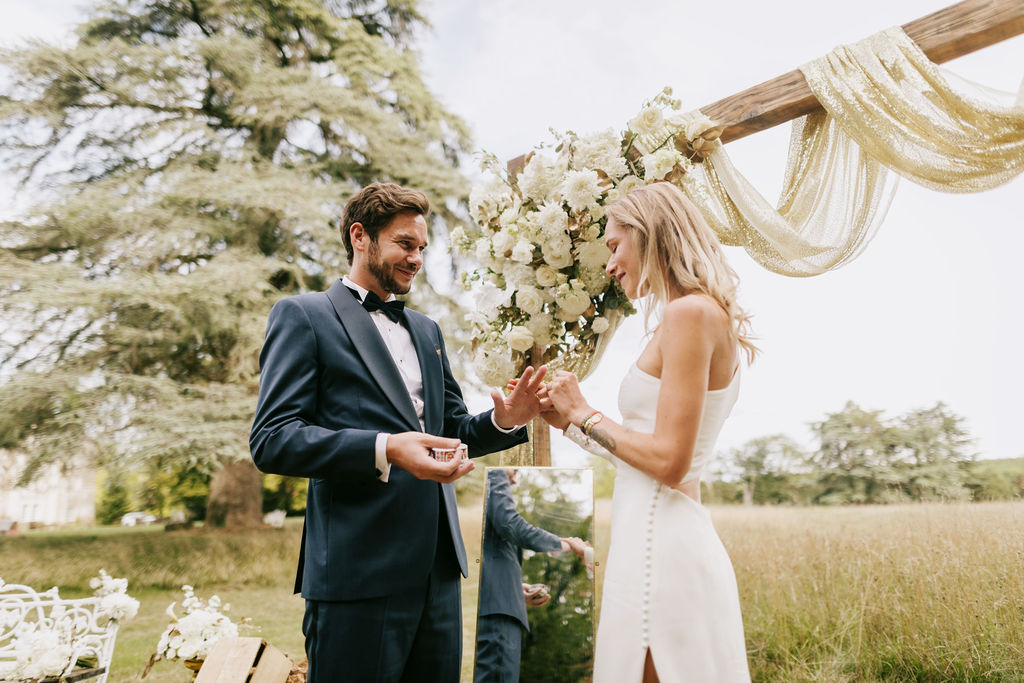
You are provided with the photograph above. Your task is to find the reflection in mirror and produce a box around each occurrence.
[473,467,595,682]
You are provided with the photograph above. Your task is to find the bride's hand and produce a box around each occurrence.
[547,371,592,427]
[506,379,570,431]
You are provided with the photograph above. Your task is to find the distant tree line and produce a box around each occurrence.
[705,401,1024,505]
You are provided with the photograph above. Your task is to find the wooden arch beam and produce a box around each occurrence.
[703,0,1024,144]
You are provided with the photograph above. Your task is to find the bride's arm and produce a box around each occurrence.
[562,423,616,463]
[548,299,714,487]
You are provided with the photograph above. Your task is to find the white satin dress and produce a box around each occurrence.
[567,362,750,682]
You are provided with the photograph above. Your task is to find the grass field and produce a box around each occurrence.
[2,501,1023,681]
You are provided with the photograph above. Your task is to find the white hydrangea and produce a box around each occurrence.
[525,312,558,347]
[592,316,611,334]
[574,129,629,179]
[503,264,536,288]
[448,226,473,253]
[561,169,603,213]
[514,286,544,316]
[576,240,608,270]
[473,344,516,386]
[8,626,73,680]
[507,326,535,353]
[641,148,683,182]
[579,266,610,295]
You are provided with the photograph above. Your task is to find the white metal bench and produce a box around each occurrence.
[0,576,134,683]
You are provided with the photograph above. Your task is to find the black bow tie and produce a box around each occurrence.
[359,289,406,323]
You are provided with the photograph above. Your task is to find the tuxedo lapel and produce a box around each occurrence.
[407,313,444,434]
[324,279,420,431]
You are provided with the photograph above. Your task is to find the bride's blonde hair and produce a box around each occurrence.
[605,182,758,363]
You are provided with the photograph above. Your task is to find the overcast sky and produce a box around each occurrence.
[4,1,1023,463]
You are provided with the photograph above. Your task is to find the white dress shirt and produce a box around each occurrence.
[342,276,517,484]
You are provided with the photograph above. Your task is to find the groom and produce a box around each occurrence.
[250,182,546,683]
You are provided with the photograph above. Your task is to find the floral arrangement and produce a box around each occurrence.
[452,89,723,385]
[0,571,138,682]
[149,585,238,668]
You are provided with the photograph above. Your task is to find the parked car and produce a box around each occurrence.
[120,512,157,526]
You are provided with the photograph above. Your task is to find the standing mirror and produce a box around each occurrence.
[473,466,595,682]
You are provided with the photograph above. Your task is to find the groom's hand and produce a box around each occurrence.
[492,365,548,429]
[386,433,473,483]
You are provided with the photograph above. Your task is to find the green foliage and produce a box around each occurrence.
[0,0,473,488]
[261,474,307,515]
[965,457,1024,501]
[96,473,132,525]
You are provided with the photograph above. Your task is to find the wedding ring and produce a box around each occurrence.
[431,444,468,462]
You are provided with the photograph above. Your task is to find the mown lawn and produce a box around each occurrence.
[3,501,1023,681]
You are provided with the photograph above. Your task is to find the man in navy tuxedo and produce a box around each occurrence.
[250,182,547,682]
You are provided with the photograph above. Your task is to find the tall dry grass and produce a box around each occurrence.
[712,502,1024,681]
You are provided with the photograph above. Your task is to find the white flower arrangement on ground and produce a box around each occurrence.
[456,89,723,384]
[150,585,238,666]
[0,571,138,682]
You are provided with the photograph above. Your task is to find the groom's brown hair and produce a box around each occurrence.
[340,182,431,264]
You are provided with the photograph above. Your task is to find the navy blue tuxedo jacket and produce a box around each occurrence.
[250,279,527,601]
[478,470,562,630]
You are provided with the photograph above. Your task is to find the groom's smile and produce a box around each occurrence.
[359,211,428,297]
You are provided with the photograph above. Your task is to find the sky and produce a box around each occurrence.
[3,0,1022,465]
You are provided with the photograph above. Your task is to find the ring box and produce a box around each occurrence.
[431,444,467,462]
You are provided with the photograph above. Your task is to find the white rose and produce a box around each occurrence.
[491,230,514,257]
[681,112,717,141]
[507,326,535,353]
[641,148,683,182]
[510,238,534,264]
[561,169,603,213]
[628,107,665,136]
[542,234,573,269]
[514,286,544,316]
[535,265,558,287]
[591,316,611,334]
[554,283,592,317]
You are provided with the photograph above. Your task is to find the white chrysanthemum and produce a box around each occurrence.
[518,154,564,203]
[592,316,611,334]
[541,234,573,269]
[641,148,683,182]
[469,174,515,226]
[576,241,608,270]
[514,286,544,316]
[533,202,569,239]
[561,169,603,213]
[507,326,535,353]
[473,344,515,386]
[575,129,629,179]
[510,238,534,264]
[607,175,644,204]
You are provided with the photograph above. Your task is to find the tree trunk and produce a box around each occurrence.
[205,459,264,528]
[742,480,754,507]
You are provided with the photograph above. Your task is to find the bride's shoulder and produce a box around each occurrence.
[662,294,726,330]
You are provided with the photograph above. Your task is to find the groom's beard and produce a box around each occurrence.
[367,240,414,295]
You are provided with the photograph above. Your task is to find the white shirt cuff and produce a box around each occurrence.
[490,411,520,434]
[375,433,391,483]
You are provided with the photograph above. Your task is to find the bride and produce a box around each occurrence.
[541,182,755,682]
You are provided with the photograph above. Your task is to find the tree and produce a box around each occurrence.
[0,0,472,525]
[725,434,809,505]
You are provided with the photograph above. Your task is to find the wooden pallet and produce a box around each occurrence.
[194,638,294,683]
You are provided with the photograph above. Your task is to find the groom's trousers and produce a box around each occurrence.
[302,520,463,683]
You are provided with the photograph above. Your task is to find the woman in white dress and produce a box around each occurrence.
[540,182,757,682]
